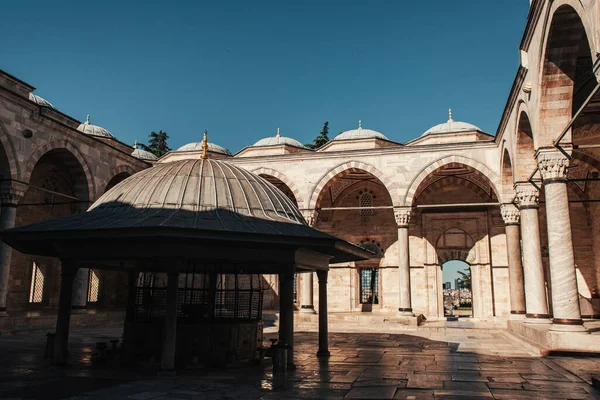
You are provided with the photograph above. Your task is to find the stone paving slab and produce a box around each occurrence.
[0,325,599,399]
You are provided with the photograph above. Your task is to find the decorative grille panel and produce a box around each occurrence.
[360,268,379,304]
[293,273,298,303]
[29,262,44,303]
[360,193,374,216]
[87,269,100,303]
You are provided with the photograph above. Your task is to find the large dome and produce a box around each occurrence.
[334,121,388,141]
[77,115,115,139]
[94,158,304,225]
[29,93,56,109]
[131,141,158,161]
[253,128,305,148]
[422,110,481,136]
[177,141,231,155]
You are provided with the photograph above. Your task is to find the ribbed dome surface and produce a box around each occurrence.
[77,115,114,138]
[253,129,305,148]
[29,93,56,109]
[131,147,158,161]
[422,110,481,136]
[92,159,304,225]
[334,121,388,141]
[177,142,231,155]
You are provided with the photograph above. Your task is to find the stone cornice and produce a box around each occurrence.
[394,207,412,228]
[519,0,545,52]
[537,149,569,182]
[0,180,27,205]
[500,203,520,225]
[514,183,539,208]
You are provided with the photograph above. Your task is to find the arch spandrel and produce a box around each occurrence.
[0,121,20,181]
[308,161,398,210]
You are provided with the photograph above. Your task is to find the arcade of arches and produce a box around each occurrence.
[1,1,600,344]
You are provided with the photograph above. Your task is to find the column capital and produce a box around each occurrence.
[302,209,319,227]
[0,181,27,206]
[500,203,520,225]
[514,182,539,209]
[394,207,412,228]
[536,149,569,182]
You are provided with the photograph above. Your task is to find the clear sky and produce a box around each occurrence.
[1,1,530,153]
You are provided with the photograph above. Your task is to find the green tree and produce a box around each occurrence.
[138,130,171,157]
[457,268,472,290]
[305,121,330,149]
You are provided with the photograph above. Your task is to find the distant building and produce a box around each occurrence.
[455,279,462,290]
[443,282,451,290]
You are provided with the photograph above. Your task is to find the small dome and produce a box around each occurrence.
[253,128,305,148]
[29,93,56,109]
[131,141,158,161]
[177,141,231,155]
[92,158,304,225]
[77,115,115,139]
[422,109,481,136]
[333,121,388,141]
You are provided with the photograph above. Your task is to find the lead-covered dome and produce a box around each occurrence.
[131,141,158,161]
[422,109,481,136]
[253,128,305,148]
[333,121,388,141]
[77,115,115,138]
[93,158,304,225]
[29,93,56,109]
[177,141,231,155]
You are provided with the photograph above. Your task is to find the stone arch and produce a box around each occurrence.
[101,164,136,195]
[515,109,537,182]
[0,121,20,180]
[308,161,397,210]
[435,228,476,265]
[404,156,500,206]
[501,147,515,203]
[252,167,303,209]
[24,140,95,204]
[538,3,596,145]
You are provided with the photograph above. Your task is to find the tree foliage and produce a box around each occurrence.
[138,130,171,157]
[457,268,472,290]
[305,121,330,149]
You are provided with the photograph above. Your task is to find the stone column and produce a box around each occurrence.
[394,207,414,316]
[71,268,89,314]
[53,260,78,364]
[161,272,179,371]
[515,183,551,324]
[300,210,318,314]
[316,269,329,357]
[279,268,295,367]
[537,149,586,331]
[0,181,26,317]
[500,204,527,317]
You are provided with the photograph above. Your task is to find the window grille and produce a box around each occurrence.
[42,179,56,204]
[28,262,44,303]
[359,268,379,304]
[87,269,100,303]
[359,192,374,216]
[293,273,298,304]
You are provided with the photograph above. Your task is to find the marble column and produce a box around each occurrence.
[515,183,551,324]
[53,260,77,365]
[161,272,179,371]
[279,268,295,367]
[394,207,414,316]
[71,268,89,313]
[316,270,329,357]
[0,181,26,317]
[500,204,527,317]
[537,149,586,331]
[300,210,319,314]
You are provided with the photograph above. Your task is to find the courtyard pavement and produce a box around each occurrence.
[0,324,599,399]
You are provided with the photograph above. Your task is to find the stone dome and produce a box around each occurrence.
[29,93,56,109]
[253,128,306,148]
[422,110,481,136]
[131,141,158,161]
[177,141,231,155]
[333,121,388,141]
[93,158,304,224]
[77,115,115,139]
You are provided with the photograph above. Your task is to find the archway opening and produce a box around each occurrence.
[259,174,298,206]
[501,149,514,202]
[515,111,536,182]
[442,260,472,318]
[105,172,131,193]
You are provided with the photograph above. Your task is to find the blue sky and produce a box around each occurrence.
[1,1,529,152]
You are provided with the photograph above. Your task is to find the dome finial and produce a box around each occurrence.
[448,109,453,122]
[133,140,138,149]
[276,127,281,137]
[201,130,209,160]
[86,114,90,124]
[358,120,362,129]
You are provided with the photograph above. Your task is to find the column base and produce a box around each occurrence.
[0,309,8,318]
[317,350,330,358]
[397,308,414,317]
[549,318,588,332]
[299,305,316,314]
[524,314,552,324]
[71,306,87,314]
[510,311,526,319]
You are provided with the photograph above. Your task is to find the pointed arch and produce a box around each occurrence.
[251,167,303,209]
[101,164,137,195]
[0,121,20,180]
[501,147,515,203]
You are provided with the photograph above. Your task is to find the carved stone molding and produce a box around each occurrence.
[302,209,319,227]
[500,203,520,225]
[514,183,539,208]
[394,207,412,228]
[537,150,569,182]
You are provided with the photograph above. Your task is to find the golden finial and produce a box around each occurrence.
[201,130,209,159]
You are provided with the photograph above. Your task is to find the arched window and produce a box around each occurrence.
[87,269,100,303]
[28,262,44,303]
[42,178,57,204]
[359,192,374,216]
[359,268,379,304]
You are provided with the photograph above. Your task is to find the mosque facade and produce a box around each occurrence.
[0,0,599,338]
